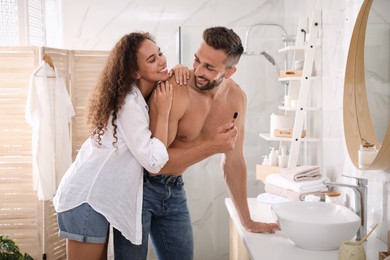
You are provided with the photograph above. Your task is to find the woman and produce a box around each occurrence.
[53,32,189,259]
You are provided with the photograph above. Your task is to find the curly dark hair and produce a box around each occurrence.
[87,32,155,145]
[202,26,244,67]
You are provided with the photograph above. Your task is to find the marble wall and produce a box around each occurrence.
[52,0,389,259]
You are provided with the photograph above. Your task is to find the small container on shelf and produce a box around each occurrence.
[261,156,269,166]
[358,138,378,169]
[294,60,304,70]
[270,113,292,137]
[268,147,278,167]
[279,70,303,78]
[278,155,288,168]
[304,194,321,202]
[283,95,291,107]
[278,144,288,168]
[325,191,341,205]
[273,128,307,138]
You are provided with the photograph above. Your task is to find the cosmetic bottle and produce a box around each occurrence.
[278,145,289,168]
[268,147,278,167]
[261,156,269,166]
[358,138,378,168]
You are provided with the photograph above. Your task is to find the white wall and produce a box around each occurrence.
[51,0,390,259]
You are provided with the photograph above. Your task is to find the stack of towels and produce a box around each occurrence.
[258,165,329,203]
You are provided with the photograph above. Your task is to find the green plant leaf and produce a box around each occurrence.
[0,236,33,260]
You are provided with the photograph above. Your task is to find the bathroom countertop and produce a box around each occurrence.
[225,198,387,260]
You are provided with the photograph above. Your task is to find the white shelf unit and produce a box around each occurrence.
[277,105,320,111]
[278,76,318,82]
[258,133,320,142]
[259,10,322,171]
[278,46,306,52]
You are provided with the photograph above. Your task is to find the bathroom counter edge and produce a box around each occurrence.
[225,198,387,260]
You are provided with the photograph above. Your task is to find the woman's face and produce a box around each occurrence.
[135,39,169,83]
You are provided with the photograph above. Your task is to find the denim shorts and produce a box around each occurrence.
[57,203,109,243]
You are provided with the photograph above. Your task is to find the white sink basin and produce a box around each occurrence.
[271,201,360,250]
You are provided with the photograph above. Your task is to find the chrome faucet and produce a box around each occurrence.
[324,175,368,241]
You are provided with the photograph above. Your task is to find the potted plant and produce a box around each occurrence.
[0,236,33,260]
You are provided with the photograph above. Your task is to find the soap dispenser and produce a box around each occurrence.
[278,145,289,168]
[261,156,269,166]
[268,147,278,167]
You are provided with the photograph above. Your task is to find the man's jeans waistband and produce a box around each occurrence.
[143,169,184,187]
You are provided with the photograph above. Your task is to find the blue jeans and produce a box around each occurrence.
[114,171,193,260]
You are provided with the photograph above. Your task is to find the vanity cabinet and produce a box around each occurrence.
[226,198,387,260]
[257,10,322,179]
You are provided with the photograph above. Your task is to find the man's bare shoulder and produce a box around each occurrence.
[169,70,195,98]
[227,78,247,101]
[168,70,195,117]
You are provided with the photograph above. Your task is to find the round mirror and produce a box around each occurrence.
[365,0,390,144]
[343,0,390,170]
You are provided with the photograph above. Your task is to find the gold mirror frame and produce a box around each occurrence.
[344,0,390,170]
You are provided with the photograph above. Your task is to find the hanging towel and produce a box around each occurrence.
[25,62,75,201]
[280,165,321,182]
[265,173,329,194]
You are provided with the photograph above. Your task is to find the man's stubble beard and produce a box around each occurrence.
[195,73,225,91]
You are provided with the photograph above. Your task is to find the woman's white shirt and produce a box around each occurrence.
[53,87,168,245]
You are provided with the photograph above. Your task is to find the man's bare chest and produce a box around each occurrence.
[176,103,235,143]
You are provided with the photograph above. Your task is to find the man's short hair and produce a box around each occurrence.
[202,26,244,67]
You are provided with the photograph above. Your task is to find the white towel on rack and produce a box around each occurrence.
[256,192,289,204]
[265,173,328,194]
[264,183,326,201]
[280,165,321,182]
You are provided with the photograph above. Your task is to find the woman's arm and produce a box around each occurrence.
[117,89,170,174]
[149,81,173,147]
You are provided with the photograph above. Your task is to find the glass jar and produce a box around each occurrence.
[358,139,378,168]
[325,191,341,205]
[338,241,366,260]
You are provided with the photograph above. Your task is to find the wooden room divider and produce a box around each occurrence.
[0,46,109,259]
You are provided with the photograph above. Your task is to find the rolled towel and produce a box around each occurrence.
[265,173,329,193]
[280,165,321,182]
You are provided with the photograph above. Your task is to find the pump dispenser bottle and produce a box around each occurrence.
[269,147,278,166]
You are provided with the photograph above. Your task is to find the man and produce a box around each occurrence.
[114,26,279,260]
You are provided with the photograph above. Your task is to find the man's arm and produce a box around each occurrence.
[222,94,280,233]
[159,123,238,175]
[149,77,238,176]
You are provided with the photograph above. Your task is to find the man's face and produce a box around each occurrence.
[193,41,229,91]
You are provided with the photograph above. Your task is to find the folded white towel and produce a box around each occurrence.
[280,165,321,182]
[265,183,326,201]
[265,173,329,193]
[256,192,289,204]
